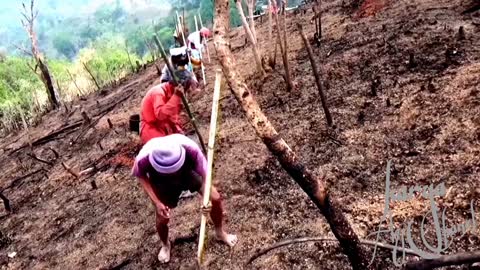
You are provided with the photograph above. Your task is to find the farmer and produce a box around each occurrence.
[187,27,212,51]
[138,46,201,144]
[187,28,211,82]
[160,46,198,84]
[173,16,189,46]
[132,134,238,263]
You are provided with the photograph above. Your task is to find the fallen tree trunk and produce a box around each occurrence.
[213,0,372,268]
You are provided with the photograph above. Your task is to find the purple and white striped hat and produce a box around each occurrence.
[148,144,186,174]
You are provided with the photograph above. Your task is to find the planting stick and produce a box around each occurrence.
[197,69,222,265]
[195,15,207,85]
[153,34,207,154]
[198,13,211,63]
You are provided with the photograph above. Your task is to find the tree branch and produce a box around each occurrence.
[405,251,480,270]
[248,237,422,264]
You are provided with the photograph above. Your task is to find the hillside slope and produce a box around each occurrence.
[1,0,480,269]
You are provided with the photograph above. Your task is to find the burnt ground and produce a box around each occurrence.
[1,0,480,269]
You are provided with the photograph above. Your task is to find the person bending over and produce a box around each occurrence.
[132,134,238,263]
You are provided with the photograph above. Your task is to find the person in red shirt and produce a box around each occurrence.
[139,81,183,144]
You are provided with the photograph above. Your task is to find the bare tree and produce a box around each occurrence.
[236,0,266,76]
[247,0,258,42]
[274,12,293,91]
[297,22,332,126]
[21,0,60,109]
[213,0,373,268]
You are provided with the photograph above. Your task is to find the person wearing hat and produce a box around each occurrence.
[132,134,238,263]
[187,27,212,51]
[138,46,201,144]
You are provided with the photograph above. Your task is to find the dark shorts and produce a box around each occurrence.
[151,170,203,208]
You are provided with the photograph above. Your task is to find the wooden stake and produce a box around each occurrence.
[153,35,207,154]
[197,69,223,265]
[213,1,372,268]
[297,22,333,126]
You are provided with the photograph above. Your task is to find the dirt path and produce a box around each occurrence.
[1,0,480,269]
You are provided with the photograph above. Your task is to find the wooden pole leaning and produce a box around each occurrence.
[175,10,196,80]
[198,13,211,63]
[153,34,207,154]
[195,15,207,85]
[197,69,223,266]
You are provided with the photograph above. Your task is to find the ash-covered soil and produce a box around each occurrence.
[1,0,479,269]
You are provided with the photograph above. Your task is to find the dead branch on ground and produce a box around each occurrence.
[405,250,480,270]
[8,121,84,155]
[1,168,47,192]
[27,152,53,166]
[73,89,136,142]
[61,162,79,179]
[213,0,373,268]
[248,236,422,264]
[297,22,333,126]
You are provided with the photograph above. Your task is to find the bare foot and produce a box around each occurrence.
[158,241,171,263]
[215,231,238,247]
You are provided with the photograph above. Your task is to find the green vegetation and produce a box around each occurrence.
[0,0,247,134]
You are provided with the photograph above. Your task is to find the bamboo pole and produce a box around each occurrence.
[198,13,211,63]
[195,15,207,85]
[197,69,222,265]
[153,34,207,154]
[297,22,332,126]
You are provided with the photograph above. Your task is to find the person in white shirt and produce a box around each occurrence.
[187,27,212,51]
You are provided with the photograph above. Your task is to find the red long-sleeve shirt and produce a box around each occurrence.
[140,82,187,144]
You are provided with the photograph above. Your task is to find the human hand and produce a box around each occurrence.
[156,203,171,219]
